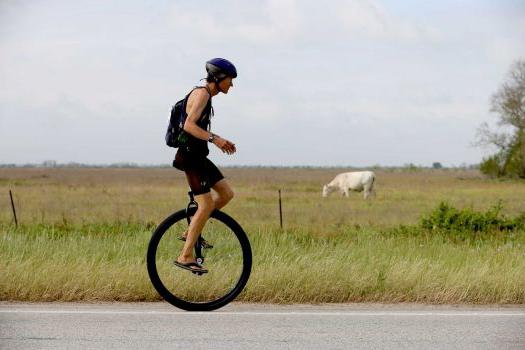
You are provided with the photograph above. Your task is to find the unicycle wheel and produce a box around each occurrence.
[147,208,252,311]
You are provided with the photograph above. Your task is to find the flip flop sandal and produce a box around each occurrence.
[173,260,208,274]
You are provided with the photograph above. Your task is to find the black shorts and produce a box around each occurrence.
[173,150,224,195]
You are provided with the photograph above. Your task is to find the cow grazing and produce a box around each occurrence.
[322,171,376,199]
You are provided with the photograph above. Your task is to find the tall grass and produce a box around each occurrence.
[1,167,524,303]
[1,222,524,303]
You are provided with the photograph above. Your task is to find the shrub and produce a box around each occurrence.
[420,201,525,233]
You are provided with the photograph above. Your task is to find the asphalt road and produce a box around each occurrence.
[1,302,524,350]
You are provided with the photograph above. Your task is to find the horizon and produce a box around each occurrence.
[0,161,477,169]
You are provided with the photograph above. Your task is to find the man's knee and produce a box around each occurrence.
[196,193,215,212]
[223,188,234,203]
[215,182,234,202]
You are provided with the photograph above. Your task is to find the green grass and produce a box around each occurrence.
[1,167,524,304]
[1,222,524,303]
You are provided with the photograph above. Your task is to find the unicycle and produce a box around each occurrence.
[147,192,252,311]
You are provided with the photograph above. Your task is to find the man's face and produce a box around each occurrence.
[219,77,233,94]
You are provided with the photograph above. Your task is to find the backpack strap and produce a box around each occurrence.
[191,85,212,101]
[199,85,213,98]
[189,86,214,118]
[184,87,214,133]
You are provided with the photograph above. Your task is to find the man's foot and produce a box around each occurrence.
[173,259,208,274]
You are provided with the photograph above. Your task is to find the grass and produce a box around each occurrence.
[0,167,524,303]
[1,222,524,303]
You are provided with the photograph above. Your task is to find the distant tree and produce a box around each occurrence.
[403,163,420,172]
[479,154,503,178]
[477,59,525,178]
[432,162,443,169]
[42,160,57,168]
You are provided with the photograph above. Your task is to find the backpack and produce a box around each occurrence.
[165,87,213,148]
[165,93,190,148]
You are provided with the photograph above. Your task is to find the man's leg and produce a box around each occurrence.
[212,179,234,210]
[177,192,215,264]
[178,179,234,249]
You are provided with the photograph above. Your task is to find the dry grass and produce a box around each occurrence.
[2,167,525,228]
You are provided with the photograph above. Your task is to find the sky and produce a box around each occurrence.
[1,0,524,167]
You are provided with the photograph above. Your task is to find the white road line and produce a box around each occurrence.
[1,310,524,317]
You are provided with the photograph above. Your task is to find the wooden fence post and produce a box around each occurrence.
[9,190,18,227]
[278,189,283,230]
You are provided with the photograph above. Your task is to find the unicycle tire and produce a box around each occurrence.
[147,207,252,311]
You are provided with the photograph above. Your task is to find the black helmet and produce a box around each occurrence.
[206,58,237,82]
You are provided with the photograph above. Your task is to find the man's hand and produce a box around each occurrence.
[213,136,236,155]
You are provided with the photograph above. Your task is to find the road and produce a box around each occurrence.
[1,302,524,350]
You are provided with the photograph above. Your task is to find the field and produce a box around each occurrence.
[1,167,524,303]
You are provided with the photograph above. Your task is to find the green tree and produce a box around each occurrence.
[477,59,525,178]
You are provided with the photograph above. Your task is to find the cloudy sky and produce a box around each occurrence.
[1,0,524,167]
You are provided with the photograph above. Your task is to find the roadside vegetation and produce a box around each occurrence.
[1,167,524,303]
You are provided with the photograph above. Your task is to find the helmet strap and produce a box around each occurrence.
[215,77,224,93]
[206,72,225,93]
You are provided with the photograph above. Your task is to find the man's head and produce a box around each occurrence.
[206,58,237,94]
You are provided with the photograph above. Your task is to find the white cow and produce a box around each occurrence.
[322,171,376,199]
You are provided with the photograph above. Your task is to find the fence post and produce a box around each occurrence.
[278,189,283,230]
[9,190,18,227]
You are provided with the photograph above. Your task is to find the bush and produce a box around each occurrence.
[420,201,525,233]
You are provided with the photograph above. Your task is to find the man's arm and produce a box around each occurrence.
[183,89,212,141]
[183,89,236,154]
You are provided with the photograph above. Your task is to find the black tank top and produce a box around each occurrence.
[181,86,213,157]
